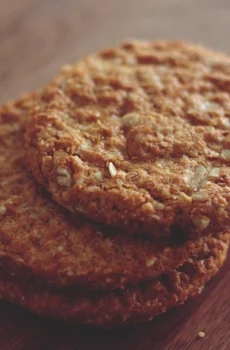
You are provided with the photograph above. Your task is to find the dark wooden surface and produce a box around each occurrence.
[1,0,230,349]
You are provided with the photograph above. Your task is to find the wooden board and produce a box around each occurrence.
[1,0,230,349]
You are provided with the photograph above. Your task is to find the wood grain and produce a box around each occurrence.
[1,0,230,349]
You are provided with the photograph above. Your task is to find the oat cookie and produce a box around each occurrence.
[0,94,223,290]
[0,232,227,327]
[25,40,230,237]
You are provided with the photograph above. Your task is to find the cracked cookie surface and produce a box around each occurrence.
[25,40,230,238]
[0,93,222,291]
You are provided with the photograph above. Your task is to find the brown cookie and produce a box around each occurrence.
[0,94,223,290]
[0,232,228,327]
[25,40,230,238]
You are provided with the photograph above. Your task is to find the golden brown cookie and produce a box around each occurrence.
[25,40,230,238]
[0,231,228,327]
[0,94,223,290]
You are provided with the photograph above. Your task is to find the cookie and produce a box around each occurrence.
[25,40,230,238]
[0,94,223,290]
[0,232,228,327]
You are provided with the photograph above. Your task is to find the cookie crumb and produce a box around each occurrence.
[198,331,205,338]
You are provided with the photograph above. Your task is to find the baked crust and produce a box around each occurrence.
[25,40,230,237]
[0,94,219,290]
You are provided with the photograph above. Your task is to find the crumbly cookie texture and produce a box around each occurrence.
[25,40,230,238]
[0,234,227,327]
[1,94,221,291]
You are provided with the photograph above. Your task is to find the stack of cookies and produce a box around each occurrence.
[0,40,230,327]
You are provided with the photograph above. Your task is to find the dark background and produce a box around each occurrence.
[0,1,230,349]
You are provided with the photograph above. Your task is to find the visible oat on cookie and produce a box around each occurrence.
[0,93,229,327]
[1,93,222,291]
[25,40,230,238]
